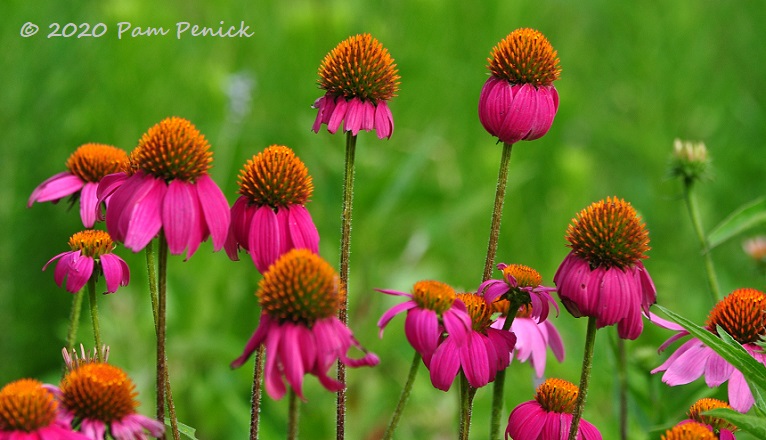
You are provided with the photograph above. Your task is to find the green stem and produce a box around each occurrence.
[156,235,168,439]
[87,276,103,361]
[336,131,357,440]
[617,337,627,440]
[145,240,159,331]
[568,317,597,440]
[482,142,514,282]
[458,374,477,440]
[682,181,720,302]
[66,288,84,351]
[489,305,522,440]
[288,389,300,440]
[383,353,421,440]
[250,345,265,440]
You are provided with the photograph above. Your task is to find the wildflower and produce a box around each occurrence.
[312,33,400,140]
[480,263,558,323]
[55,362,164,440]
[43,230,129,294]
[652,288,766,412]
[478,28,561,145]
[29,143,128,227]
[63,345,111,372]
[505,378,602,440]
[742,235,766,265]
[429,293,516,391]
[377,280,471,363]
[660,422,717,440]
[553,196,656,340]
[682,398,737,440]
[669,139,711,185]
[0,379,88,440]
[100,117,230,257]
[231,249,378,400]
[225,145,319,273]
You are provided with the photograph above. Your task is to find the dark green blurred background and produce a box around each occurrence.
[3,1,765,438]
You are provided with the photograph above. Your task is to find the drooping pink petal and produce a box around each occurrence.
[541,411,565,439]
[263,324,287,400]
[65,253,94,293]
[276,208,292,257]
[660,342,710,386]
[327,98,348,134]
[361,100,375,131]
[162,179,198,256]
[43,251,69,273]
[728,368,755,412]
[497,83,537,144]
[311,95,329,133]
[52,252,75,289]
[479,279,507,304]
[460,332,492,388]
[80,419,107,440]
[104,173,145,242]
[442,307,472,348]
[404,308,440,358]
[545,321,566,363]
[121,175,167,252]
[429,337,461,391]
[28,172,84,205]
[344,97,364,135]
[287,205,319,253]
[578,418,603,440]
[99,254,130,294]
[523,85,557,140]
[249,206,280,273]
[231,314,272,368]
[377,300,417,337]
[79,182,99,228]
[486,328,515,373]
[196,174,230,251]
[704,351,735,387]
[225,197,252,260]
[478,76,511,138]
[279,323,307,399]
[506,401,546,440]
[374,101,394,139]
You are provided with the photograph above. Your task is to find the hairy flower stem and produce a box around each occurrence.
[146,240,159,329]
[682,181,720,303]
[617,337,627,440]
[66,288,84,351]
[288,389,300,440]
[250,345,265,440]
[489,301,523,440]
[86,276,103,361]
[383,353,421,440]
[458,374,477,440]
[568,317,597,440]
[336,131,357,440]
[482,142,514,282]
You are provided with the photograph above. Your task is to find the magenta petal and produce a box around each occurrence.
[162,179,198,255]
[377,301,417,337]
[374,101,394,139]
[122,175,166,252]
[460,332,491,388]
[430,338,460,391]
[249,206,280,273]
[226,197,251,259]
[287,205,319,253]
[728,369,755,412]
[79,182,99,228]
[196,174,230,251]
[497,83,537,143]
[52,252,75,288]
[66,253,94,293]
[704,351,734,387]
[279,323,307,399]
[362,100,375,131]
[105,173,145,242]
[507,401,546,440]
[311,95,328,133]
[231,314,271,368]
[263,326,287,400]
[100,254,129,293]
[327,98,348,134]
[662,343,710,385]
[478,76,511,138]
[442,307,472,347]
[544,321,566,363]
[405,308,440,357]
[524,85,556,140]
[275,208,292,257]
[344,97,364,135]
[28,172,84,205]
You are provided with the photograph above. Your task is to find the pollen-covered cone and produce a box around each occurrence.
[0,379,88,440]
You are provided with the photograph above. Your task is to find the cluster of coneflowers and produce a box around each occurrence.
[6,26,764,440]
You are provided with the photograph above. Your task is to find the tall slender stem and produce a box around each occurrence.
[482,142,514,282]
[568,317,597,440]
[682,181,720,302]
[86,276,103,361]
[336,131,357,440]
[66,288,84,351]
[145,240,159,331]
[617,337,628,440]
[288,389,300,440]
[489,305,522,440]
[458,374,477,440]
[383,353,421,440]
[250,345,265,440]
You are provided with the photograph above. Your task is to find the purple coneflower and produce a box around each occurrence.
[225,145,319,273]
[478,28,561,145]
[312,33,400,140]
[231,249,378,399]
[652,288,766,412]
[505,378,602,440]
[29,143,128,227]
[43,230,129,294]
[377,280,471,363]
[660,421,717,440]
[679,398,737,440]
[492,303,564,378]
[99,117,230,258]
[553,196,657,339]
[481,263,558,323]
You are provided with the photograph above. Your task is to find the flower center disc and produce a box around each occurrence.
[706,288,766,344]
[661,422,716,440]
[133,117,212,182]
[62,363,138,423]
[502,264,543,288]
[65,143,129,182]
[534,378,578,414]
[488,28,561,86]
[68,230,115,257]
[0,379,57,432]
[411,280,456,314]
[237,145,313,208]
[456,293,493,331]
[688,398,737,433]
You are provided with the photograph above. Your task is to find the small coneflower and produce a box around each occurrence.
[480,263,558,323]
[312,33,400,140]
[478,28,561,145]
[0,379,87,440]
[661,421,717,440]
[63,345,111,372]
[377,280,471,363]
[428,293,516,391]
[682,398,737,440]
[56,363,164,440]
[669,139,711,185]
[43,230,130,294]
[99,117,230,257]
[742,235,766,265]
[653,288,766,412]
[505,378,601,440]
[225,145,319,273]
[29,143,129,228]
[230,249,378,400]
[553,197,657,339]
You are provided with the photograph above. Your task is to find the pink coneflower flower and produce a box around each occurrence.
[54,363,164,440]
[478,28,561,145]
[652,288,766,412]
[429,293,516,391]
[660,421,717,440]
[225,145,319,273]
[505,378,601,440]
[377,280,471,363]
[553,197,657,340]
[680,398,738,440]
[312,33,400,140]
[480,263,559,323]
[0,379,89,440]
[43,230,130,294]
[231,249,378,399]
[29,143,128,227]
[99,117,230,258]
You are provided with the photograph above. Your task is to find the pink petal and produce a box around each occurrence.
[460,332,492,388]
[79,182,99,228]
[121,175,166,252]
[377,301,417,337]
[497,83,537,144]
[65,253,94,293]
[162,179,198,255]
[196,174,230,251]
[405,308,440,358]
[478,76,510,138]
[287,205,319,253]
[279,323,307,399]
[661,342,711,385]
[231,314,272,369]
[544,321,566,362]
[344,97,364,135]
[442,307,472,348]
[327,98,348,134]
[105,173,145,242]
[728,369,755,412]
[263,325,287,400]
[374,101,394,139]
[249,206,280,273]
[28,172,84,205]
[429,337,461,391]
[523,85,557,140]
[362,100,375,131]
[225,197,251,260]
[99,254,129,294]
[506,401,546,440]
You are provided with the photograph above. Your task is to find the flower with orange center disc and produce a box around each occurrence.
[376,280,471,364]
[231,249,379,400]
[311,33,400,140]
[0,378,88,439]
[427,293,516,391]
[478,28,561,145]
[480,262,559,323]
[661,422,717,440]
[225,145,319,273]
[679,398,737,439]
[553,196,657,340]
[43,230,130,294]
[653,288,766,412]
[56,363,164,439]
[29,143,128,228]
[506,378,602,439]
[99,117,230,257]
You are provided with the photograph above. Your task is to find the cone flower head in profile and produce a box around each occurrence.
[660,422,718,440]
[480,263,559,323]
[225,145,319,273]
[553,196,656,339]
[680,398,737,440]
[479,28,561,145]
[312,33,400,140]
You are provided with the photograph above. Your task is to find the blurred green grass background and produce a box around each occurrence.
[2,1,765,438]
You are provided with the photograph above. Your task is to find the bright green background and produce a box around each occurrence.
[2,1,765,439]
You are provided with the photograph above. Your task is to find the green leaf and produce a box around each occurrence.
[655,305,766,394]
[705,408,766,437]
[707,196,766,249]
[164,419,198,440]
